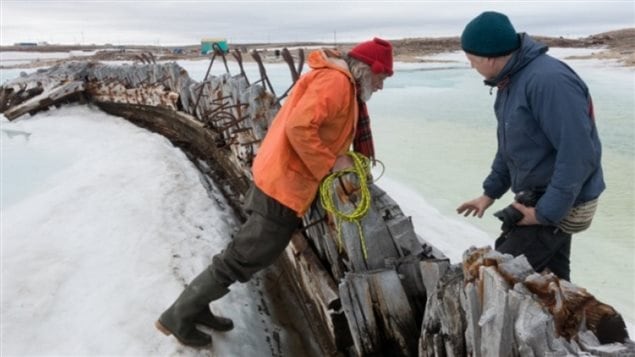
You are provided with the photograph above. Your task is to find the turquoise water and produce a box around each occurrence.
[0,136,74,208]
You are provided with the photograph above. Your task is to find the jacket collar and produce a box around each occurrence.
[307,49,355,83]
[484,33,548,88]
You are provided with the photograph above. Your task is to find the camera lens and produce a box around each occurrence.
[494,205,524,232]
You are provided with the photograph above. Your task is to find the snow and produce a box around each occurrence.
[1,106,307,356]
[415,47,617,67]
[1,50,100,66]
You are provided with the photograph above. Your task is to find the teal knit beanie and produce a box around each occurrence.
[461,11,520,57]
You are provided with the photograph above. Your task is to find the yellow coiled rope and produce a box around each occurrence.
[319,151,372,260]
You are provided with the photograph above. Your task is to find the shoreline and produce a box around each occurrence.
[2,46,633,70]
[2,28,633,69]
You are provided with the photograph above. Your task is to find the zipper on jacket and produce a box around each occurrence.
[497,83,519,190]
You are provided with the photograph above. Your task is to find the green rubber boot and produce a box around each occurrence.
[195,309,234,331]
[156,270,230,347]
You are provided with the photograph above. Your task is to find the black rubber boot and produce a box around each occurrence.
[155,319,210,347]
[195,309,234,331]
[156,270,230,347]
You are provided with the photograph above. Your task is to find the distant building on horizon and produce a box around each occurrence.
[200,38,229,55]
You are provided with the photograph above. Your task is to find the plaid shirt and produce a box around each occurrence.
[353,98,375,162]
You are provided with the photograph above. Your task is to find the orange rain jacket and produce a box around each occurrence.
[252,49,358,216]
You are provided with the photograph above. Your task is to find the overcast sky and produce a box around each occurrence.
[1,1,633,46]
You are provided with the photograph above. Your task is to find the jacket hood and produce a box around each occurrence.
[485,33,548,87]
[307,49,354,83]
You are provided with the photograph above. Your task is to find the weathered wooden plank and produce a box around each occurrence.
[321,232,347,281]
[329,178,401,271]
[432,334,445,357]
[342,204,400,270]
[386,215,425,257]
[284,234,347,354]
[288,234,340,311]
[497,254,535,284]
[438,266,465,357]
[420,259,450,301]
[479,266,514,357]
[89,82,178,110]
[462,248,635,357]
[368,184,402,219]
[420,264,466,357]
[508,286,555,357]
[369,270,419,356]
[461,281,481,357]
[576,330,634,356]
[385,255,428,324]
[340,270,419,356]
[339,273,379,356]
[4,80,85,120]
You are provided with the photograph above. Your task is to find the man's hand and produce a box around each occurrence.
[457,195,495,218]
[511,202,539,225]
[331,154,354,172]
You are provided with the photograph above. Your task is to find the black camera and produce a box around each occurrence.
[493,190,543,232]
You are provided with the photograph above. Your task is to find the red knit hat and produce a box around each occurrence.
[348,37,394,76]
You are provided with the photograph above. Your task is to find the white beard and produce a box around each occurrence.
[358,77,373,102]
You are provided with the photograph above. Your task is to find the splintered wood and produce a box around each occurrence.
[437,247,633,356]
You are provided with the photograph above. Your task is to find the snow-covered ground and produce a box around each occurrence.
[1,106,315,356]
[415,47,623,68]
[1,50,101,66]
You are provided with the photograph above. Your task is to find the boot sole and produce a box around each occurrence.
[155,320,173,336]
[155,320,212,347]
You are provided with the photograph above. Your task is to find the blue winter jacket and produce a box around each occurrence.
[482,34,605,226]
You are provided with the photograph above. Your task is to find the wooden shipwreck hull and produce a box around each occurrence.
[2,53,633,356]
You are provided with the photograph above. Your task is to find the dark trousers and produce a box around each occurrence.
[209,184,302,288]
[495,225,572,281]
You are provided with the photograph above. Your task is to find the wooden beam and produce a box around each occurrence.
[4,81,85,120]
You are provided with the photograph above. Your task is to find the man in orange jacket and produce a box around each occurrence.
[156,38,394,347]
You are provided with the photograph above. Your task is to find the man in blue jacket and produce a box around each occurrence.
[456,11,604,281]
